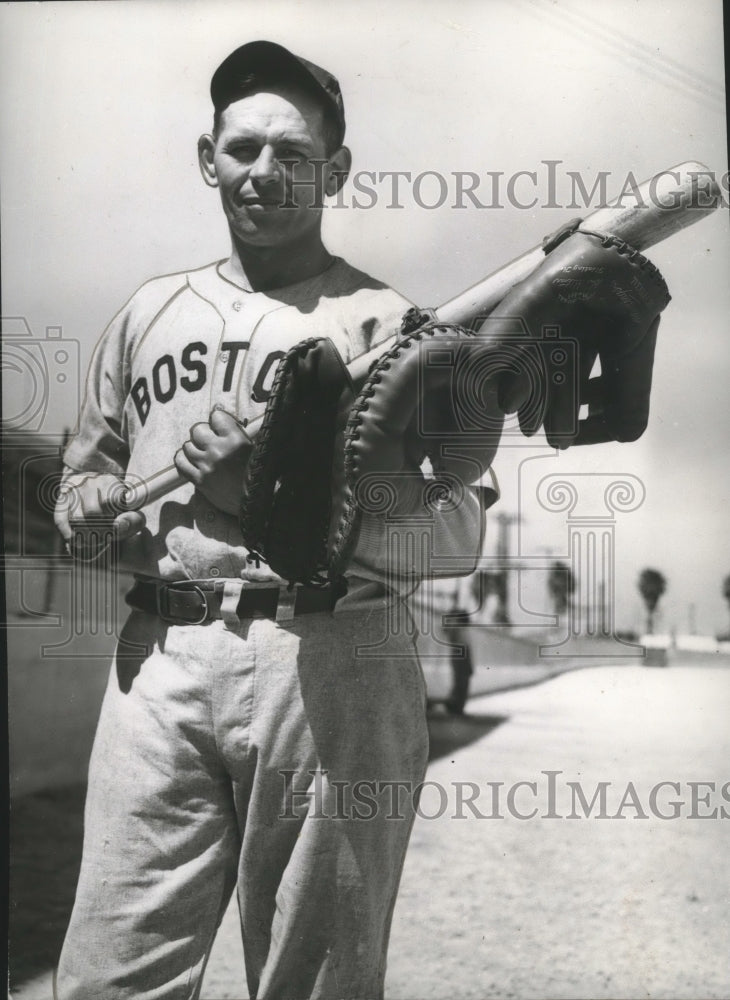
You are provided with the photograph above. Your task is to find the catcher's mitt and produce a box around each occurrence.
[330,229,670,570]
[328,310,504,578]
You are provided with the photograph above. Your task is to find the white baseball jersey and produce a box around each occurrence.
[64,258,484,605]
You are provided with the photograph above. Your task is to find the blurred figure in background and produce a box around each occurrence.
[443,575,478,715]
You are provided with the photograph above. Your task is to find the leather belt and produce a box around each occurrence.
[126,578,337,625]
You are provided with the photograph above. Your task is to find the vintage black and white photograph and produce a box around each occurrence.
[2,1,729,997]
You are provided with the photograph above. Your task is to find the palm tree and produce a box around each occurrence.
[638,568,667,634]
[720,574,730,639]
[548,560,576,617]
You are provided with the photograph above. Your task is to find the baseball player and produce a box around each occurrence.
[53,38,667,1000]
[53,41,485,999]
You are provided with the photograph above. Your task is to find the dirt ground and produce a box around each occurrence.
[10,662,730,999]
[198,663,730,999]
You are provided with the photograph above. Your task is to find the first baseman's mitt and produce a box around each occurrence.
[239,336,354,587]
[239,314,497,586]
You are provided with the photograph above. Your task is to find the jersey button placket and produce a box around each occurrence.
[210,296,253,417]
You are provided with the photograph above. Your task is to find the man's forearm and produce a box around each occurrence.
[350,479,485,586]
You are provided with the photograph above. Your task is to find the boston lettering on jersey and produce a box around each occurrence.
[131,341,285,425]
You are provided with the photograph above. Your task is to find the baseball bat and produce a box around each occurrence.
[120,161,720,511]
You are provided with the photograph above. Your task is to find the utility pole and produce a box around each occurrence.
[688,603,696,635]
[493,511,520,624]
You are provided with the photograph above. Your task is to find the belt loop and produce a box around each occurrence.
[154,582,170,622]
[276,585,297,624]
[220,580,244,630]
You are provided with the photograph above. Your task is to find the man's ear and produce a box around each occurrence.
[198,134,218,188]
[325,146,352,196]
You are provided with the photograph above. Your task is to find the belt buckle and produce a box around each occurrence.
[156,584,211,625]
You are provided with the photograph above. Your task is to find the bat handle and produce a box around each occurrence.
[117,414,263,512]
[119,466,184,512]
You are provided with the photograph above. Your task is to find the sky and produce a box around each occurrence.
[1,0,728,634]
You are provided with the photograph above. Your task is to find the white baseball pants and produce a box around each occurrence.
[56,605,428,999]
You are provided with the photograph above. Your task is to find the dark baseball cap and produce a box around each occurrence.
[210,40,346,146]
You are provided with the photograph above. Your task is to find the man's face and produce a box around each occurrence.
[200,85,341,249]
